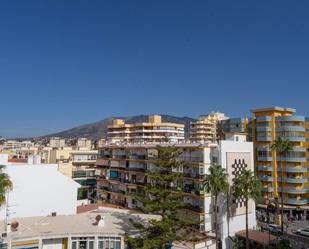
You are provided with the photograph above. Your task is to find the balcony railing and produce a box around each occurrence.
[277,187,308,194]
[279,198,308,205]
[258,176,274,181]
[257,156,273,161]
[257,166,273,171]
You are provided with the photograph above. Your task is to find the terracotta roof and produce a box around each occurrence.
[235,229,276,245]
[77,202,124,213]
[8,158,28,163]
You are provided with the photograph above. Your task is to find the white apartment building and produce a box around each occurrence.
[0,157,80,219]
[96,134,256,249]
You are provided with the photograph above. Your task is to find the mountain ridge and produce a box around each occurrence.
[39,115,196,140]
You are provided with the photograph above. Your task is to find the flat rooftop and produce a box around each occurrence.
[250,106,296,113]
[1,208,160,240]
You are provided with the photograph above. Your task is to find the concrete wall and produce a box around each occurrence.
[0,163,80,218]
[219,140,257,249]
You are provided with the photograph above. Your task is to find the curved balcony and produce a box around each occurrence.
[257,156,273,161]
[278,187,308,194]
[277,157,307,162]
[256,136,272,141]
[256,126,272,131]
[259,176,274,181]
[256,146,271,151]
[275,116,305,122]
[289,147,306,152]
[277,167,308,173]
[282,177,308,183]
[280,198,308,205]
[260,187,274,192]
[276,137,305,141]
[257,166,273,171]
[256,116,272,121]
[276,126,305,132]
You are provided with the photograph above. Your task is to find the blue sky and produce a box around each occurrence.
[1,1,309,137]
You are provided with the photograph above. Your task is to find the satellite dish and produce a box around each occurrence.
[10,221,19,230]
[95,215,101,223]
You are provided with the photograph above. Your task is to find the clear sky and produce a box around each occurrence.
[1,1,309,138]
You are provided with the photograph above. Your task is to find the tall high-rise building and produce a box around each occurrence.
[190,112,228,142]
[251,107,308,208]
[107,115,185,143]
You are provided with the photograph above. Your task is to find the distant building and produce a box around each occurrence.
[190,112,228,143]
[107,115,185,143]
[49,137,66,148]
[72,138,92,150]
[218,117,249,140]
[0,159,80,218]
[71,150,98,200]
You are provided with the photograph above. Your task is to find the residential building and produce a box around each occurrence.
[251,106,309,209]
[107,115,185,143]
[73,138,92,150]
[190,112,228,142]
[49,137,66,148]
[0,157,80,218]
[96,135,256,249]
[71,150,98,200]
[218,117,249,140]
[0,208,162,249]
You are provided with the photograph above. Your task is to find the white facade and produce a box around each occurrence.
[0,162,80,219]
[218,137,256,249]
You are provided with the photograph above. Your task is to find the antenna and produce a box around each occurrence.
[4,191,9,234]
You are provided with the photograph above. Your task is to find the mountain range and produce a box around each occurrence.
[40,115,196,140]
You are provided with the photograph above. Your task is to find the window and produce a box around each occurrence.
[98,237,121,249]
[71,237,95,249]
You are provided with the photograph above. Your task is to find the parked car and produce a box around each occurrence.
[295,228,309,237]
[262,224,282,235]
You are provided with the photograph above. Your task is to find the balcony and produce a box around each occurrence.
[260,187,274,192]
[280,198,308,205]
[257,166,273,171]
[275,116,305,122]
[256,146,272,151]
[275,137,305,141]
[277,157,307,162]
[256,126,272,131]
[256,116,272,121]
[259,176,274,181]
[277,167,308,172]
[282,177,308,183]
[276,126,305,132]
[256,136,272,141]
[257,156,273,161]
[278,187,308,194]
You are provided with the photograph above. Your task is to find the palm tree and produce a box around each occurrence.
[0,165,12,205]
[202,165,229,249]
[271,137,292,235]
[234,169,260,249]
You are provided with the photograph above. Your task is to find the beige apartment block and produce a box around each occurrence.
[49,137,66,148]
[190,112,229,143]
[108,115,185,143]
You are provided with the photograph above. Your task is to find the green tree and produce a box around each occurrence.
[271,137,292,235]
[234,169,260,249]
[202,165,228,249]
[127,145,200,249]
[0,165,13,205]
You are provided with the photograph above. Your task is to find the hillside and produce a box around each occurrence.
[41,115,196,140]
